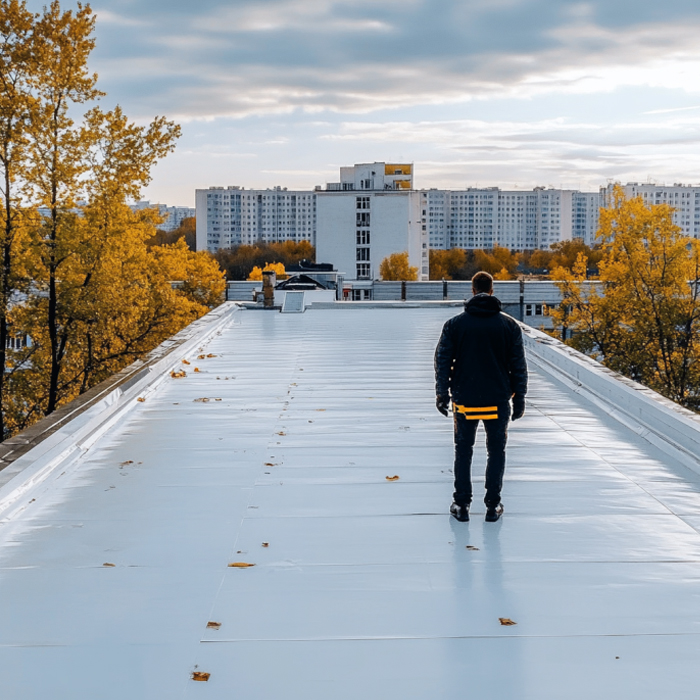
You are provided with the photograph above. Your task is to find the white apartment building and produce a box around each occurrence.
[602,183,700,238]
[426,187,600,251]
[130,201,195,232]
[195,186,317,252]
[316,189,427,282]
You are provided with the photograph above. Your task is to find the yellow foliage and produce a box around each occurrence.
[552,185,700,408]
[379,252,418,281]
[248,262,287,281]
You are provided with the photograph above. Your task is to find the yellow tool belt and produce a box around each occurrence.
[453,403,499,420]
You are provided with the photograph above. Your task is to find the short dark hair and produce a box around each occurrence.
[472,271,493,294]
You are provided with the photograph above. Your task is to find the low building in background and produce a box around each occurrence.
[129,201,195,232]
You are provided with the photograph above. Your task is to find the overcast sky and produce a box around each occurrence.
[31,0,700,204]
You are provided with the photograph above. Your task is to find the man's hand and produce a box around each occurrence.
[512,394,525,421]
[436,396,450,417]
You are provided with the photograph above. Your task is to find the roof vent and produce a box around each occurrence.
[281,291,305,313]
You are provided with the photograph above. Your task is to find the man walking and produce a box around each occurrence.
[435,272,527,522]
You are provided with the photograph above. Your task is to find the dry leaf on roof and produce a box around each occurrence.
[499,618,517,626]
[265,463,277,467]
[181,359,190,365]
[215,398,222,401]
[170,370,186,378]
[207,354,217,358]
[386,475,400,481]
[137,397,146,403]
[194,397,210,403]
[197,354,206,360]
[228,562,255,568]
[262,542,269,547]
[103,562,115,567]
[194,367,201,373]
[315,409,326,412]
[120,460,134,466]
[277,431,286,436]
[206,621,221,630]
[192,672,210,682]
[466,545,480,551]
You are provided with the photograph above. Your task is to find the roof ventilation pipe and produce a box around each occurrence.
[263,270,277,308]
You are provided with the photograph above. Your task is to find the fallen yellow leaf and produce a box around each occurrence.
[207,353,217,358]
[120,460,134,466]
[192,672,210,682]
[215,398,222,401]
[170,370,186,378]
[228,562,255,568]
[182,359,190,365]
[385,475,400,481]
[499,618,517,626]
[262,542,269,548]
[206,621,221,630]
[197,354,206,360]
[194,367,201,373]
[194,398,210,403]
[103,563,115,567]
[277,431,286,436]
[137,397,146,403]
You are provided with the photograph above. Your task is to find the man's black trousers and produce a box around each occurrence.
[453,402,511,508]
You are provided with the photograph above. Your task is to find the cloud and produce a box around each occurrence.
[89,1,700,122]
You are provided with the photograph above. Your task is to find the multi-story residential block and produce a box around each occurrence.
[195,186,317,251]
[317,163,426,281]
[130,201,195,232]
[316,189,427,282]
[602,183,700,238]
[426,187,601,251]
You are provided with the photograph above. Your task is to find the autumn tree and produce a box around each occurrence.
[147,215,195,250]
[0,0,37,439]
[248,262,287,281]
[429,249,467,279]
[379,251,418,281]
[0,1,223,438]
[551,187,700,409]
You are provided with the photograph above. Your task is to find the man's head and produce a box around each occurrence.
[472,271,494,296]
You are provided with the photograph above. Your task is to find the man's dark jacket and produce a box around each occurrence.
[435,294,527,407]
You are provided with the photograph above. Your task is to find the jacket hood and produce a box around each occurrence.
[465,293,502,317]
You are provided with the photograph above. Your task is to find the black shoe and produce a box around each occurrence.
[485,504,504,522]
[450,502,470,522]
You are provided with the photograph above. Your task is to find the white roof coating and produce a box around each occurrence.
[2,306,700,698]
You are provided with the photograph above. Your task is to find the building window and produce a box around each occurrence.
[356,230,370,245]
[356,212,370,227]
[525,304,532,316]
[356,196,370,210]
[356,263,371,279]
[356,247,370,261]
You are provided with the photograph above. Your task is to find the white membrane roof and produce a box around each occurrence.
[2,307,700,698]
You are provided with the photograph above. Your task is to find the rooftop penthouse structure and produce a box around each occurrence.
[1,303,700,697]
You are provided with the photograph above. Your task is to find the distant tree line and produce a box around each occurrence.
[428,240,604,281]
[0,1,224,440]
[214,241,315,280]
